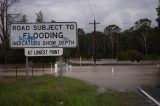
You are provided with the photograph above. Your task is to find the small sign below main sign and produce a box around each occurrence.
[10,22,77,48]
[25,48,63,57]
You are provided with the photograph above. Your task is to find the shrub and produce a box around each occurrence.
[118,50,143,62]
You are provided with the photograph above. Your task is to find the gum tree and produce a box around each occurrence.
[36,11,44,23]
[104,25,121,59]
[156,0,160,28]
[134,18,151,55]
[0,0,19,63]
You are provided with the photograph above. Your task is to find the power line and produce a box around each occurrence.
[77,0,92,19]
[72,0,99,30]
[91,0,98,20]
[86,0,96,19]
[91,0,97,9]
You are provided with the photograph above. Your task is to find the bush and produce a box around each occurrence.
[118,50,143,62]
[128,50,143,62]
[142,55,160,60]
[118,52,130,60]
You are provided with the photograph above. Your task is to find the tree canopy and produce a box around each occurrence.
[36,11,44,23]
[156,0,160,28]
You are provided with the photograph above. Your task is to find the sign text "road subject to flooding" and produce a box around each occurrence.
[10,22,77,48]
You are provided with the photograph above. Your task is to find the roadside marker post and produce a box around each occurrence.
[80,56,82,66]
[157,64,160,70]
[32,65,33,76]
[51,65,53,75]
[42,64,44,75]
[69,65,72,72]
[55,63,58,77]
[112,67,114,75]
[16,66,18,77]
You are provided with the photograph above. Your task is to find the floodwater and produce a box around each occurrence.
[0,63,160,91]
[64,65,160,91]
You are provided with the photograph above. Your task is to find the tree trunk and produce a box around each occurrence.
[103,37,106,54]
[142,32,148,55]
[0,0,18,64]
[116,35,119,61]
[3,37,11,64]
[111,35,114,59]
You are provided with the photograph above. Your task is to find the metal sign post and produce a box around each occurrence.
[25,56,29,91]
[58,56,64,105]
[59,56,64,105]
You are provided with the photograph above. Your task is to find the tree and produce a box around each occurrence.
[0,0,19,63]
[51,19,56,23]
[77,28,85,56]
[104,25,121,59]
[94,31,106,58]
[36,11,44,23]
[20,14,27,23]
[134,18,151,55]
[156,0,160,28]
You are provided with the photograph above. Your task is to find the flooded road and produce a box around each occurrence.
[0,63,160,105]
[64,65,160,91]
[0,63,159,91]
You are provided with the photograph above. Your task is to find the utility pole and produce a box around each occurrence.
[89,19,100,64]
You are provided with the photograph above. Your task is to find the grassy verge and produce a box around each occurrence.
[0,76,147,106]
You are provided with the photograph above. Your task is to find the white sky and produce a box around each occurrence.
[9,0,160,32]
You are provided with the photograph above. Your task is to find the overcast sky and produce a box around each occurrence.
[11,0,159,32]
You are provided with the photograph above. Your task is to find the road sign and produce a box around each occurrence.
[10,22,77,48]
[25,48,63,56]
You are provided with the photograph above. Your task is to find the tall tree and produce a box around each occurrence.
[104,25,121,59]
[51,19,56,23]
[20,14,27,23]
[36,11,44,23]
[77,28,85,56]
[0,0,19,63]
[156,0,160,28]
[134,18,151,55]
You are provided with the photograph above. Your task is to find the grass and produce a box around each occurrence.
[0,76,147,106]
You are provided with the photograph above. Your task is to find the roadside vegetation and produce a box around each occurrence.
[0,76,148,106]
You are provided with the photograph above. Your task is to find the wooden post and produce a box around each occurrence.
[43,64,44,75]
[32,65,33,76]
[16,66,17,77]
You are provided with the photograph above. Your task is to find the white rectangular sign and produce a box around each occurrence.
[10,22,77,48]
[25,48,63,56]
